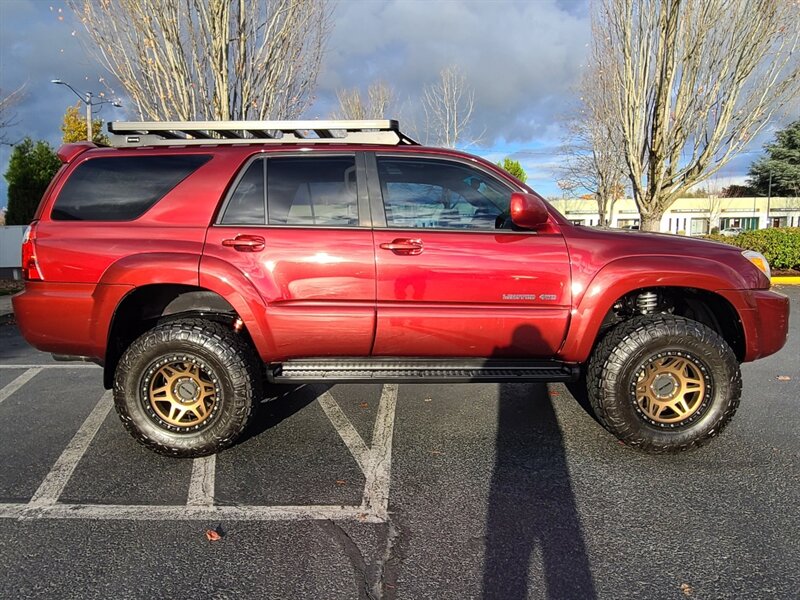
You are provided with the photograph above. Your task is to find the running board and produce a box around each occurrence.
[270,358,579,384]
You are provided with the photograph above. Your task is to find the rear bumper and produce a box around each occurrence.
[12,282,132,361]
[718,288,790,362]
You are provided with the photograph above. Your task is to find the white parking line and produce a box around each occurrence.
[317,390,372,475]
[0,384,400,523]
[187,455,216,507]
[28,392,113,506]
[362,384,398,520]
[0,368,42,405]
[2,503,379,522]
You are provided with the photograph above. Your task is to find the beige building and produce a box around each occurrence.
[549,196,800,234]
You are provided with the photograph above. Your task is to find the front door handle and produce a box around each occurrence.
[222,235,265,252]
[379,238,424,255]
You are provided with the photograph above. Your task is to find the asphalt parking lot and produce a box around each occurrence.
[0,287,798,600]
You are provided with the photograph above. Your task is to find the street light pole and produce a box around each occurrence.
[85,92,92,141]
[766,169,773,228]
[50,79,121,142]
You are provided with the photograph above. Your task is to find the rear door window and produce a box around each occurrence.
[52,155,210,221]
[220,159,266,225]
[267,156,358,226]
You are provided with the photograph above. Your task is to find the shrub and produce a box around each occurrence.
[702,228,800,270]
[4,138,60,225]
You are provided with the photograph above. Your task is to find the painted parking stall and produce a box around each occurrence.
[0,364,398,523]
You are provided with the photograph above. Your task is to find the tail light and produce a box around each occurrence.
[21,221,43,281]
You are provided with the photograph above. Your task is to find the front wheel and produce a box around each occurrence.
[587,315,741,453]
[113,318,262,457]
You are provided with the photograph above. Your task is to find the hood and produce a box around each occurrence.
[560,225,770,291]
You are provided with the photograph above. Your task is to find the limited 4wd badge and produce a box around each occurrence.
[502,293,557,301]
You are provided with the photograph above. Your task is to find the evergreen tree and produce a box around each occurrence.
[4,138,61,225]
[497,157,528,183]
[748,120,800,197]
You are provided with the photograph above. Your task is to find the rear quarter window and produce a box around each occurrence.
[51,155,211,221]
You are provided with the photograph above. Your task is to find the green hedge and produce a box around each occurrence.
[703,228,800,270]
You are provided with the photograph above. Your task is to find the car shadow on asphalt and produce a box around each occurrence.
[0,322,48,363]
[482,326,597,599]
[239,383,332,444]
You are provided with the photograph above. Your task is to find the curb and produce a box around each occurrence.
[772,277,800,285]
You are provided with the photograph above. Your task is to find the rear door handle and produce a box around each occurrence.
[379,238,424,255]
[222,235,265,252]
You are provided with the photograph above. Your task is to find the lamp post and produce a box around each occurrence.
[51,79,121,141]
[766,169,773,228]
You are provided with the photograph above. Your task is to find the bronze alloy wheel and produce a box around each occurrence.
[632,351,711,428]
[115,319,261,457]
[142,355,220,432]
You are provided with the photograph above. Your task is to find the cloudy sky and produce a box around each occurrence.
[0,0,776,208]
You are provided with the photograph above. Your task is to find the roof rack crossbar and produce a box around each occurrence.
[107,119,419,148]
[213,129,244,139]
[179,129,213,139]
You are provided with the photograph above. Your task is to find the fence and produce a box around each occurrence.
[0,226,25,277]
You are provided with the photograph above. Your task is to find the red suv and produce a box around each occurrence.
[13,120,789,457]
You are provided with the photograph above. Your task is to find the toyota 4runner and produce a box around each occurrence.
[13,120,790,457]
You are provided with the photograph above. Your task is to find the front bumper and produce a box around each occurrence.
[718,288,790,362]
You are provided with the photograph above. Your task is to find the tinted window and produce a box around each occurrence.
[267,157,358,226]
[52,155,210,221]
[377,157,512,230]
[221,159,265,225]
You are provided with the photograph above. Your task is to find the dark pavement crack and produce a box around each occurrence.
[317,520,376,600]
[318,517,403,600]
[372,517,402,600]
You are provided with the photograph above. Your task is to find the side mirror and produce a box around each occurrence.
[509,192,549,229]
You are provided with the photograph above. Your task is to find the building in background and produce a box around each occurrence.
[549,196,800,234]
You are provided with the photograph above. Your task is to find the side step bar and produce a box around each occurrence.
[270,358,579,384]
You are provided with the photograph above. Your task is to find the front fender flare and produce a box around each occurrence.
[559,255,746,363]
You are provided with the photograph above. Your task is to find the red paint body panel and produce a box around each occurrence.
[372,229,570,357]
[557,226,777,362]
[34,223,205,284]
[12,141,790,371]
[716,289,790,361]
[13,281,130,358]
[203,226,376,361]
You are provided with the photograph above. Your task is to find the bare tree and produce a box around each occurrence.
[0,85,25,145]
[422,66,476,148]
[558,63,628,226]
[68,0,330,121]
[331,81,394,120]
[592,0,800,231]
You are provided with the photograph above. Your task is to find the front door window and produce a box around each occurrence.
[377,157,511,231]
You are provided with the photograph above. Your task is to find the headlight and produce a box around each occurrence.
[742,250,771,280]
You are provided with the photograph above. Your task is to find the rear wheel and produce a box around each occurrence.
[587,315,741,453]
[113,318,262,457]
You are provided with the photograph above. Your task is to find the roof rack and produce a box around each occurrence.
[107,119,419,148]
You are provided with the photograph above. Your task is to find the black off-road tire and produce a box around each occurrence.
[586,315,741,453]
[113,318,262,458]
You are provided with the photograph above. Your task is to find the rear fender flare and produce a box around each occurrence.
[99,253,275,360]
[198,255,276,359]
